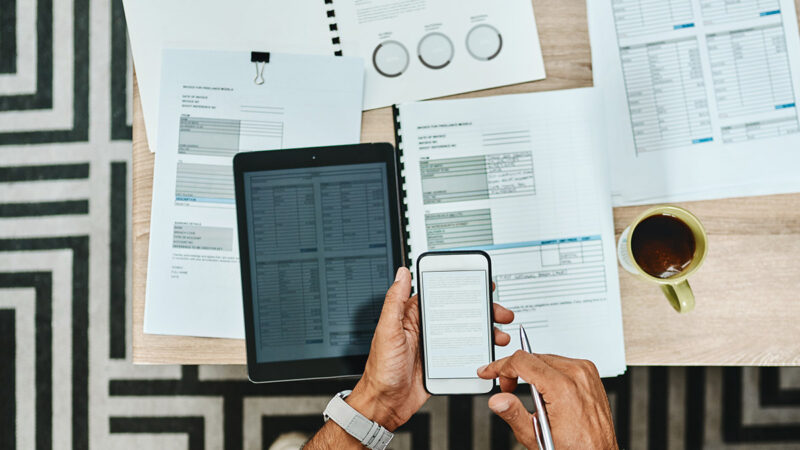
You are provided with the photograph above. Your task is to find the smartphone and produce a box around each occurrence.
[417,250,494,395]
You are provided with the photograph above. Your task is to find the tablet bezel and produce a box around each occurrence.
[233,143,404,383]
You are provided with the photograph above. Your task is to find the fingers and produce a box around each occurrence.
[489,303,514,346]
[538,354,603,389]
[380,267,412,323]
[488,393,538,447]
[493,326,510,346]
[492,303,514,324]
[538,353,598,374]
[478,351,564,393]
[498,374,519,393]
[491,304,513,348]
[403,293,421,332]
[537,353,581,372]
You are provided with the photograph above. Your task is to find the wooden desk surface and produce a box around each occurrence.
[132,0,800,365]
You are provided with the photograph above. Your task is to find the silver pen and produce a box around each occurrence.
[519,324,555,450]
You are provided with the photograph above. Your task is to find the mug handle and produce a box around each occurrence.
[661,280,695,313]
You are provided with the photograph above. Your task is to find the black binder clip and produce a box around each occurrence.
[251,51,270,85]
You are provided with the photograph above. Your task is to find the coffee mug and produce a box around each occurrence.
[617,205,708,313]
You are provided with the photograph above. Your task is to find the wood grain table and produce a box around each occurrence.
[132,0,800,365]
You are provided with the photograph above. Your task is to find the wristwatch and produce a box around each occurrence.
[323,390,394,450]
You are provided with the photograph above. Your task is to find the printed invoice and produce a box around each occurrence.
[589,0,800,205]
[122,0,338,153]
[144,50,363,338]
[396,88,627,377]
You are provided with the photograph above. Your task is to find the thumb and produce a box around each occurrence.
[488,393,538,448]
[379,267,412,323]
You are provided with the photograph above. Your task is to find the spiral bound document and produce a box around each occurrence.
[144,49,364,339]
[393,88,627,377]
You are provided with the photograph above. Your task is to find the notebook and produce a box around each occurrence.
[123,0,545,152]
[393,88,627,377]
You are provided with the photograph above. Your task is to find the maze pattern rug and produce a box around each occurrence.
[1,0,799,448]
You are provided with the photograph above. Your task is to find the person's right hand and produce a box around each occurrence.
[477,350,618,450]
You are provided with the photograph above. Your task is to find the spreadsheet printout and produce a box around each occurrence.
[588,0,800,205]
[396,88,626,377]
[144,50,363,339]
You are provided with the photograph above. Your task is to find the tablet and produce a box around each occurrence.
[233,143,404,382]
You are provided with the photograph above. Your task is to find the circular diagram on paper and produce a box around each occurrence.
[466,24,503,61]
[372,41,409,78]
[417,32,454,69]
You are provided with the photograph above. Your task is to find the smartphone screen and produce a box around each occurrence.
[421,269,492,379]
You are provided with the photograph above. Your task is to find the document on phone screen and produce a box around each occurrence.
[422,270,491,378]
[396,88,627,377]
[144,50,363,338]
[588,0,800,205]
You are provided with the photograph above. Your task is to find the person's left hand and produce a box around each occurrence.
[346,266,515,431]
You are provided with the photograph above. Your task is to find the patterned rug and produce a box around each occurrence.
[1,0,800,448]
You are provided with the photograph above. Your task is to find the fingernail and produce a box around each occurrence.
[490,399,511,413]
[395,268,404,281]
[477,364,487,373]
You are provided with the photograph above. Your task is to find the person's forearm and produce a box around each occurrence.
[304,385,398,449]
[304,421,364,450]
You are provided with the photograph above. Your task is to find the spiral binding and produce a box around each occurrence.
[392,105,413,268]
[324,0,344,56]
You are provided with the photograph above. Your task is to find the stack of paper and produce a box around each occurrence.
[123,0,547,152]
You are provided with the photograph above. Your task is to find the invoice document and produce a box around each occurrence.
[144,50,363,338]
[588,0,800,205]
[333,0,546,109]
[122,0,338,153]
[395,88,627,377]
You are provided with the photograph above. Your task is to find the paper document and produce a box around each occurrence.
[588,0,800,205]
[144,50,364,338]
[333,0,546,109]
[124,0,546,152]
[122,0,339,152]
[396,88,627,377]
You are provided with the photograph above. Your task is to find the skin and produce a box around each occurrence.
[305,267,618,449]
[304,267,514,449]
[477,351,618,449]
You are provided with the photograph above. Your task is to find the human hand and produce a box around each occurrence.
[348,267,515,431]
[477,351,618,449]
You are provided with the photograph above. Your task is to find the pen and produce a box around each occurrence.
[519,324,555,450]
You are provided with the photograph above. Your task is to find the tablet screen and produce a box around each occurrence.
[242,162,394,363]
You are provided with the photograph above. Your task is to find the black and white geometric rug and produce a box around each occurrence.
[1,0,800,448]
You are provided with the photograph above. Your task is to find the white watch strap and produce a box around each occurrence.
[323,390,394,450]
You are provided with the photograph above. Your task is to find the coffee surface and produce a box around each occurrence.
[631,214,695,279]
